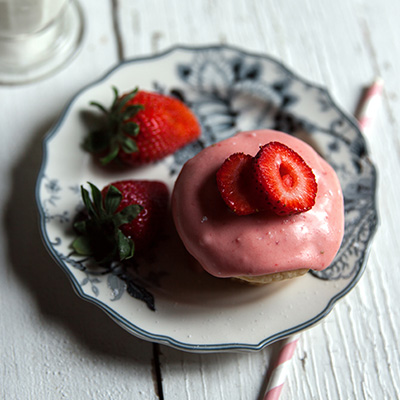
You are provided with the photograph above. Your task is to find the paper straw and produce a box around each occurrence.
[263,334,300,400]
[262,78,383,400]
[355,77,384,132]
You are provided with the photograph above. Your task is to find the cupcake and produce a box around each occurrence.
[172,130,344,284]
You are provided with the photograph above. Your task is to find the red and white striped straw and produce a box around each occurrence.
[356,77,384,132]
[262,77,383,400]
[263,334,300,400]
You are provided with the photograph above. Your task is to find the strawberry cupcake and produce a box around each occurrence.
[172,129,344,284]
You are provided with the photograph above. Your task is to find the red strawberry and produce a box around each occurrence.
[84,87,201,166]
[216,153,265,215]
[101,180,169,251]
[72,180,169,264]
[252,141,317,216]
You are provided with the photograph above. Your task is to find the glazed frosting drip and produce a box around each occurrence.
[172,130,344,278]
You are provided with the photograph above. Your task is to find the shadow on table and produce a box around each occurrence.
[2,119,156,365]
[3,119,244,372]
[3,118,282,400]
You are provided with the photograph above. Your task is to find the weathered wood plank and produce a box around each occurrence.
[113,0,400,399]
[0,1,156,399]
[1,0,400,399]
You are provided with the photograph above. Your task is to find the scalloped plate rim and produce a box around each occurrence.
[35,44,379,353]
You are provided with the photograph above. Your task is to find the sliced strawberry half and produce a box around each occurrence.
[216,152,265,215]
[252,142,318,216]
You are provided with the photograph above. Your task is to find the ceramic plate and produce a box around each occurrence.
[36,45,378,352]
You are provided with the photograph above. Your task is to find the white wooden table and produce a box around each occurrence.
[1,1,399,399]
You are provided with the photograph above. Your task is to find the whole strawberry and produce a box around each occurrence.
[101,180,169,252]
[72,180,169,264]
[84,87,201,166]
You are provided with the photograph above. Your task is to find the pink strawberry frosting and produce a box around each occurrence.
[172,130,344,278]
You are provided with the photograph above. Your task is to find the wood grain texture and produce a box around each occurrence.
[0,1,156,399]
[115,1,400,399]
[1,0,399,399]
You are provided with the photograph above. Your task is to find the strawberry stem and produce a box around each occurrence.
[84,87,144,164]
[72,182,143,264]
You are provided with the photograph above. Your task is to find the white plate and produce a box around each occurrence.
[36,45,378,352]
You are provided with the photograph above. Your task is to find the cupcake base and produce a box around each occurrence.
[233,268,309,285]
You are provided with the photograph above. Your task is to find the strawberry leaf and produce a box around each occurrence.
[122,105,144,121]
[112,204,143,228]
[81,186,98,219]
[120,137,138,154]
[100,141,120,165]
[71,235,93,256]
[115,87,139,113]
[111,86,119,106]
[73,220,88,235]
[122,122,140,136]
[84,87,145,165]
[89,101,109,115]
[117,230,135,260]
[88,182,104,216]
[104,185,122,214]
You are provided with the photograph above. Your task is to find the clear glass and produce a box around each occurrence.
[0,0,84,84]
